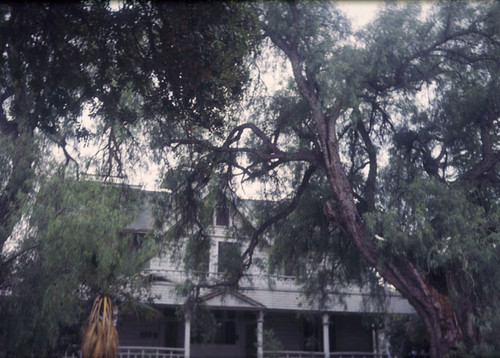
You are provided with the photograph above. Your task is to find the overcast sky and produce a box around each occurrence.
[338,1,381,30]
[135,2,384,192]
[59,2,384,192]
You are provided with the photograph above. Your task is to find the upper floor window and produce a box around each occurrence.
[215,206,229,226]
[185,238,210,273]
[120,231,146,250]
[217,242,240,274]
[283,260,295,277]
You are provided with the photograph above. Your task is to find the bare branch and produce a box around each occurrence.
[235,165,317,285]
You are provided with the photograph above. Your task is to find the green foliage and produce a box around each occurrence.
[106,1,260,132]
[386,314,429,357]
[1,173,156,356]
[154,2,500,354]
[0,3,260,353]
[0,0,260,250]
[262,329,284,356]
[1,0,499,355]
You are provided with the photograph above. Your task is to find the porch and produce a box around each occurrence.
[64,346,387,358]
[113,307,383,358]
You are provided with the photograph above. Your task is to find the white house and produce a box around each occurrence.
[115,193,414,358]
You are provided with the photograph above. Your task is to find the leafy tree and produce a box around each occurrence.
[0,0,258,278]
[0,1,258,354]
[0,1,99,268]
[2,174,155,356]
[3,1,498,356]
[155,2,500,356]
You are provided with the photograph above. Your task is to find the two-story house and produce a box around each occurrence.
[114,192,414,358]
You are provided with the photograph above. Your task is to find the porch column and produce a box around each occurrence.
[372,324,380,357]
[257,310,265,358]
[322,313,330,358]
[184,311,191,358]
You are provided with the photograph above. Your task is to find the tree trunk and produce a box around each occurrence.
[0,69,36,287]
[275,7,470,354]
[319,120,464,357]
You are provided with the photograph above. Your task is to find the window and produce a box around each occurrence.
[283,260,295,277]
[120,231,146,250]
[185,238,210,273]
[215,206,229,226]
[217,242,240,274]
[131,232,146,249]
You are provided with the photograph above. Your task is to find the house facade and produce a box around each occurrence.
[116,196,414,358]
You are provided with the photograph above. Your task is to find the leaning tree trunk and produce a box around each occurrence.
[268,5,471,354]
[287,48,462,358]
[318,117,464,357]
[81,295,119,358]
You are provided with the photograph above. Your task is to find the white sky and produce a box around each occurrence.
[338,1,381,30]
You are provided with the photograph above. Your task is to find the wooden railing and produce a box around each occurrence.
[64,348,385,358]
[264,352,388,358]
[118,346,184,358]
[64,346,184,358]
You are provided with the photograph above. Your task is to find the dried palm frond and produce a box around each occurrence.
[81,295,119,358]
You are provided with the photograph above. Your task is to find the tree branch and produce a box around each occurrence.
[462,111,500,184]
[356,117,377,212]
[236,164,317,285]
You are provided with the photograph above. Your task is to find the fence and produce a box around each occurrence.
[264,352,388,358]
[64,346,184,358]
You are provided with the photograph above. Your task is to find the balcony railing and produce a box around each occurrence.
[146,268,307,291]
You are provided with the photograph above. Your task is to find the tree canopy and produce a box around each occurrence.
[1,1,500,357]
[154,2,500,356]
[0,1,258,355]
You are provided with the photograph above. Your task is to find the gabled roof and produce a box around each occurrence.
[200,288,266,309]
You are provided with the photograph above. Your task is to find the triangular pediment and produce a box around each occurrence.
[200,289,266,309]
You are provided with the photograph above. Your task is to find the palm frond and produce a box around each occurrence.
[119,295,163,322]
[81,295,119,358]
